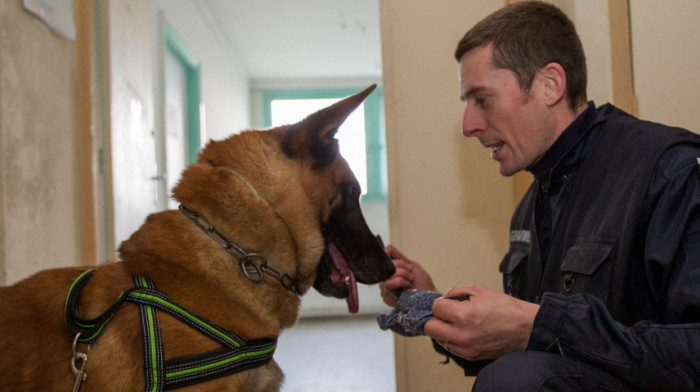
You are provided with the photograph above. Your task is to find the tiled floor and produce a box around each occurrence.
[275,315,396,392]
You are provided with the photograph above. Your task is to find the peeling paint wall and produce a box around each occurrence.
[0,1,80,285]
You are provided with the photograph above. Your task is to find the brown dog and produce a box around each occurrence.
[0,85,394,391]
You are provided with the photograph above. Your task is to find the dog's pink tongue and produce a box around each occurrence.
[328,242,359,314]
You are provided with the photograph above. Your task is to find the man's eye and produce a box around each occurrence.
[475,96,487,107]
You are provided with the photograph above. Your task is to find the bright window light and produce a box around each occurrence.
[270,98,368,195]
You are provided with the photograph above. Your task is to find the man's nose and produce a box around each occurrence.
[462,104,483,137]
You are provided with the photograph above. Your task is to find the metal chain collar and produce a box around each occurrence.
[179,204,301,295]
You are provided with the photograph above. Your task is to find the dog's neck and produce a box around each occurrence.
[205,161,321,290]
[208,163,312,288]
[119,209,303,340]
[179,204,301,295]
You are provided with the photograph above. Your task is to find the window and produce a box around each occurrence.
[262,88,387,203]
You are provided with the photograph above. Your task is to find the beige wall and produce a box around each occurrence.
[631,0,700,134]
[380,1,510,390]
[571,0,614,104]
[0,1,81,285]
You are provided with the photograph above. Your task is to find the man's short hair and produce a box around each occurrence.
[454,1,587,110]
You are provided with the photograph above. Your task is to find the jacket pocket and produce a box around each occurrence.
[560,236,616,299]
[499,242,529,296]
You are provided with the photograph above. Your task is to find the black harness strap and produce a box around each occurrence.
[64,270,277,391]
[134,276,165,392]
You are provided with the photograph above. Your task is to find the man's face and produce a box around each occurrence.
[459,44,557,176]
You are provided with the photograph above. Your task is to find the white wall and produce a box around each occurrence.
[151,0,251,141]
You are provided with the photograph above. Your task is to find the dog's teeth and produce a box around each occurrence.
[344,276,350,282]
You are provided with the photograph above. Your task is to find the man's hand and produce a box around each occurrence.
[424,284,539,360]
[379,245,437,306]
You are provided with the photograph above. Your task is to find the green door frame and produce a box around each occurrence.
[164,23,201,164]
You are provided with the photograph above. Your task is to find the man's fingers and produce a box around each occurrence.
[443,284,484,299]
[424,317,462,351]
[383,275,412,292]
[390,257,413,272]
[432,297,469,325]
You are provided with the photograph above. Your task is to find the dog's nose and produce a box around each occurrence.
[374,252,395,281]
[352,252,395,284]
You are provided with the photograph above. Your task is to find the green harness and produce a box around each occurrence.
[64,269,277,391]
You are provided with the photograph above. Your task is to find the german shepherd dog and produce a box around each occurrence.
[0,85,394,391]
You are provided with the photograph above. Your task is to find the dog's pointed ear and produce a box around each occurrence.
[282,84,376,167]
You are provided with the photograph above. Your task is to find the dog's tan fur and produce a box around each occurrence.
[0,85,392,391]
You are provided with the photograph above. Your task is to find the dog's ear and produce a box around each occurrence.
[282,84,376,167]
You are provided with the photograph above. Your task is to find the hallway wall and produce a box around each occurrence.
[0,1,81,285]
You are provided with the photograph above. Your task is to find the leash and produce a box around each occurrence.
[178,204,301,295]
[64,269,277,391]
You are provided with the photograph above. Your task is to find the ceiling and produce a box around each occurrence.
[198,0,383,81]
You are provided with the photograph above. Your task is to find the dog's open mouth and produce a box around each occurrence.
[313,205,395,314]
[328,242,359,314]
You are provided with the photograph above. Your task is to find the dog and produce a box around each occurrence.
[0,84,395,391]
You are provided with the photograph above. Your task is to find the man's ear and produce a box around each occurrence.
[541,62,567,107]
[281,84,376,167]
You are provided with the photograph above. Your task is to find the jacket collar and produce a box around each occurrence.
[528,102,610,186]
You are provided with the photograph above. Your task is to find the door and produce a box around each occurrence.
[104,0,157,253]
[104,8,201,255]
